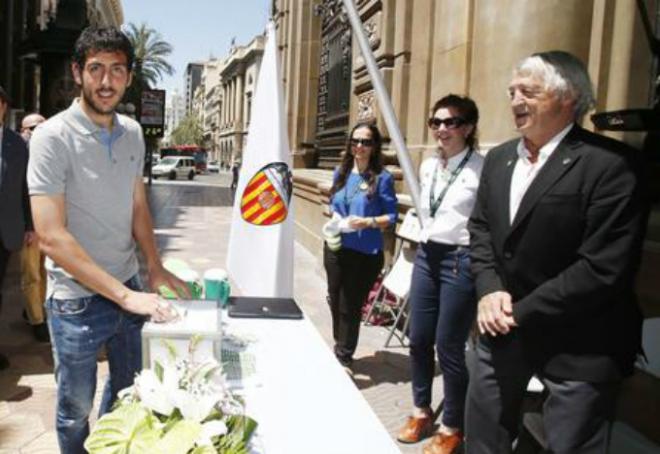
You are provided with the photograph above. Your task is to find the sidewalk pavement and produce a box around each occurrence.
[0,173,444,453]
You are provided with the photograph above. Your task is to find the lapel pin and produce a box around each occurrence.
[562,158,571,165]
[506,160,513,167]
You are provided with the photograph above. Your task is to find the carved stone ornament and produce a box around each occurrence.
[364,16,381,49]
[357,92,375,121]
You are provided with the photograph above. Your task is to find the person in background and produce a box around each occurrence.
[324,123,398,368]
[28,27,188,454]
[465,50,646,454]
[0,86,32,370]
[20,113,49,343]
[397,95,483,454]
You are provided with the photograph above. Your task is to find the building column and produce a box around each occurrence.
[235,74,244,131]
[222,83,227,126]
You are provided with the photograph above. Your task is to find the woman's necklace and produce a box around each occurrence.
[343,172,368,210]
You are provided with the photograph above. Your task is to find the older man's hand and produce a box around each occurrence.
[477,291,517,336]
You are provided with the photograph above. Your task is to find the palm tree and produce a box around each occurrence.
[124,22,174,91]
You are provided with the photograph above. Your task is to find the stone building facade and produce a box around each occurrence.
[217,36,265,168]
[0,0,124,126]
[273,0,658,299]
[185,62,204,115]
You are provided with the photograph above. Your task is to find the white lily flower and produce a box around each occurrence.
[134,369,174,416]
[195,420,228,447]
[172,388,218,421]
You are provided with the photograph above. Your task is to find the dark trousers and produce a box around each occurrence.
[465,334,620,454]
[0,244,11,310]
[408,242,476,429]
[324,244,383,361]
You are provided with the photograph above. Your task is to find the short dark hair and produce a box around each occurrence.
[73,27,135,71]
[0,85,10,105]
[431,94,480,150]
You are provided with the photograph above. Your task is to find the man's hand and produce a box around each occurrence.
[477,291,517,336]
[120,290,179,323]
[24,231,37,247]
[148,265,191,299]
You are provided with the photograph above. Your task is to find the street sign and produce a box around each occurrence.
[140,89,166,138]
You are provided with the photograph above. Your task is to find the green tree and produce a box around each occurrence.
[170,114,203,146]
[124,22,174,91]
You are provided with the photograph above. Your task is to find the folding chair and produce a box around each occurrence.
[364,210,420,347]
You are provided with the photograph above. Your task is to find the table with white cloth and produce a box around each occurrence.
[227,313,402,454]
[143,301,402,454]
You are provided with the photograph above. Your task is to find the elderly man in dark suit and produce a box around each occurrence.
[0,86,32,369]
[465,51,646,453]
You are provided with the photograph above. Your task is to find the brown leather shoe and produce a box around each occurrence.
[422,431,463,454]
[397,415,433,444]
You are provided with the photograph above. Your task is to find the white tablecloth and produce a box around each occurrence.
[227,314,402,454]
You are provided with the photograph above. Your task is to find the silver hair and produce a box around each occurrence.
[514,50,595,121]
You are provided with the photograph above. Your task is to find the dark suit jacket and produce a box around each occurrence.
[0,127,32,251]
[469,125,645,382]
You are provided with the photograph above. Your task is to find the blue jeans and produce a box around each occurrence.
[46,275,146,454]
[408,242,476,429]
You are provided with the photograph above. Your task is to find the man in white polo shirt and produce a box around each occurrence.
[28,27,187,454]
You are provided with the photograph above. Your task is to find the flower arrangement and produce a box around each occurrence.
[84,337,257,454]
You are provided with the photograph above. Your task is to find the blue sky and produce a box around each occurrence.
[122,1,271,94]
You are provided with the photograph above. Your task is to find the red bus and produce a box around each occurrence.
[160,145,208,173]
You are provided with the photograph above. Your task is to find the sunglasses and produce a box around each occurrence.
[350,138,375,147]
[427,117,466,130]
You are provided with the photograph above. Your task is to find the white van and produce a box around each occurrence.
[152,156,196,180]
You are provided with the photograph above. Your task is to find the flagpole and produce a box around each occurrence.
[340,0,424,226]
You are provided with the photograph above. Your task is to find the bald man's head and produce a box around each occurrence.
[21,113,46,141]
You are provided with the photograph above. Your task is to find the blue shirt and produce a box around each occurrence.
[330,170,398,255]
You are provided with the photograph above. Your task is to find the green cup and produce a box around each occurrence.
[204,268,231,307]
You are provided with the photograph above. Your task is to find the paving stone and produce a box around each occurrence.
[0,412,45,449]
[20,431,59,454]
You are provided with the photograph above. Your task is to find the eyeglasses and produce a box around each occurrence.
[427,117,466,130]
[350,138,375,147]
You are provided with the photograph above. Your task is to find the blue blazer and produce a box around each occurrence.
[329,169,397,255]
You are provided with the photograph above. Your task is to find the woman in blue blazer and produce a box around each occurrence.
[324,123,398,367]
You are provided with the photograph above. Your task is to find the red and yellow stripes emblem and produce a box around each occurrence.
[240,165,290,226]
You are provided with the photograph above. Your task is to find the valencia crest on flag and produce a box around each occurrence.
[240,162,293,226]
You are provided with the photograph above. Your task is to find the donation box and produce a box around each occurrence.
[141,299,222,368]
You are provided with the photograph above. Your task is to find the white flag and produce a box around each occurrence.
[226,22,294,298]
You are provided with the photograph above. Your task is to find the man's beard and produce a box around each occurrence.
[81,83,123,116]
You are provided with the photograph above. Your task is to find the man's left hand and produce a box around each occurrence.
[148,265,191,299]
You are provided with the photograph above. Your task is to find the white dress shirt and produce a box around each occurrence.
[419,147,484,245]
[509,123,574,224]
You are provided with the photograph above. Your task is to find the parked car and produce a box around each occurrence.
[207,161,220,173]
[152,156,196,180]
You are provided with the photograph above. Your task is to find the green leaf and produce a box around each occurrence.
[190,446,216,454]
[84,403,161,454]
[227,415,258,443]
[162,339,178,361]
[153,419,201,454]
[154,361,164,382]
[189,334,202,355]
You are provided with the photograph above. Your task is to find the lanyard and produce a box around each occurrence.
[343,174,368,211]
[429,149,473,218]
